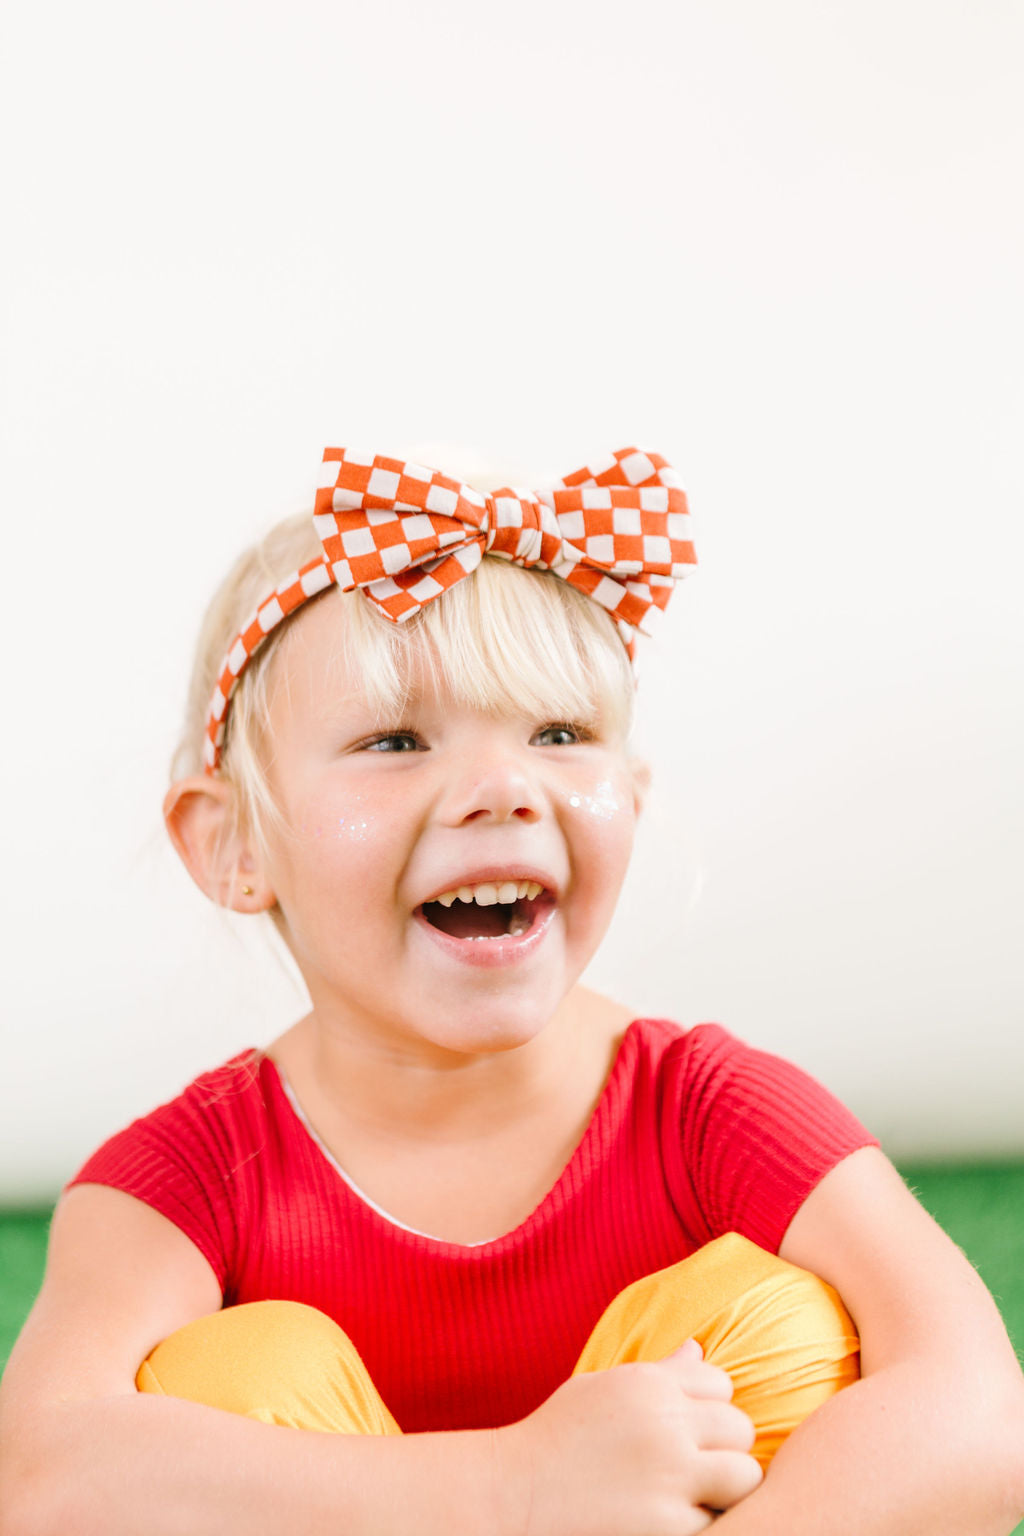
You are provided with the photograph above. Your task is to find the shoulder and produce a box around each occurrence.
[615,1016,756,1143]
[70,1049,275,1177]
[628,1016,862,1125]
[625,1018,878,1251]
[65,1050,284,1241]
[65,1050,289,1284]
[167,1047,272,1109]
[623,1016,745,1085]
[170,1048,279,1130]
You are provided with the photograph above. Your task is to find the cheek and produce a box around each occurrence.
[565,777,627,823]
[561,774,637,895]
[277,790,399,926]
[299,792,377,846]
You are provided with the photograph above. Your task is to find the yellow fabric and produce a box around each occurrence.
[137,1300,400,1435]
[572,1232,860,1469]
[136,1233,858,1466]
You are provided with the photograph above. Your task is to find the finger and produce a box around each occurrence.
[679,1508,716,1534]
[664,1348,735,1404]
[687,1397,757,1454]
[674,1338,704,1363]
[690,1448,763,1513]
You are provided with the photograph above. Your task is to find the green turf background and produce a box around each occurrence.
[2,1162,1022,1531]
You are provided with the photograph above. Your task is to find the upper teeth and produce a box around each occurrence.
[432,879,543,908]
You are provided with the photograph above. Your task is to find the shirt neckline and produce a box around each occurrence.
[261,1019,644,1255]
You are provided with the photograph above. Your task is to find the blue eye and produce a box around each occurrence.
[533,723,588,747]
[364,732,423,753]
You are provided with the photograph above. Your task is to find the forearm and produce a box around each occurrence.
[1,1393,506,1536]
[714,1359,1024,1536]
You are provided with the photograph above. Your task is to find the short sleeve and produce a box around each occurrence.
[661,1024,879,1254]
[67,1053,266,1291]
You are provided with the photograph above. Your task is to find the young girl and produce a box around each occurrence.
[2,446,1022,1536]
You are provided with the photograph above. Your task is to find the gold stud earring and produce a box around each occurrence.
[241,884,254,897]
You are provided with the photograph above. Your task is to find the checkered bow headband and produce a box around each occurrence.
[204,445,696,773]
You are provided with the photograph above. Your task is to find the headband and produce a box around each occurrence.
[203,445,695,773]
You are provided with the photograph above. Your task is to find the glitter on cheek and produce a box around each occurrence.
[331,794,374,843]
[335,814,372,841]
[299,794,375,843]
[565,778,624,821]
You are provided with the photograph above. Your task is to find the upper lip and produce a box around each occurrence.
[417,866,560,906]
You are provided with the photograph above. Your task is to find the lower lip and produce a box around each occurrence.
[412,901,557,969]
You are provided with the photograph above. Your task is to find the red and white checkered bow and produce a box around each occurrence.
[204,446,695,772]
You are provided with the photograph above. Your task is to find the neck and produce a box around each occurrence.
[270,985,632,1146]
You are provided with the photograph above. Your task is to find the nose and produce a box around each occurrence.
[438,744,543,827]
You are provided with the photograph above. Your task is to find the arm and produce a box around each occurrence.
[713,1146,1024,1535]
[0,1186,507,1536]
[0,1185,760,1536]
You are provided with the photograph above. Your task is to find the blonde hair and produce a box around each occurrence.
[172,509,636,868]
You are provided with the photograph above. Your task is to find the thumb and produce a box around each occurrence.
[664,1339,735,1401]
[668,1338,704,1364]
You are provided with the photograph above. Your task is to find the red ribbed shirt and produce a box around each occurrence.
[70,1019,876,1432]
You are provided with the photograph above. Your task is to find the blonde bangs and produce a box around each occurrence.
[324,559,635,741]
[172,512,636,874]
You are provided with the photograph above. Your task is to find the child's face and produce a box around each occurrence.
[253,596,643,1061]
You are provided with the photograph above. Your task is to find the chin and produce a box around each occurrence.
[410,998,559,1060]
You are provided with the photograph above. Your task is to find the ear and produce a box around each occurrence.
[163,776,276,912]
[629,757,652,816]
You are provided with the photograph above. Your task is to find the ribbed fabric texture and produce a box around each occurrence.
[70,1019,877,1433]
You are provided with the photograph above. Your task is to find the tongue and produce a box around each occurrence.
[424,901,512,939]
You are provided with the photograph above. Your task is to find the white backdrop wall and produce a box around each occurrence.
[2,0,1022,1202]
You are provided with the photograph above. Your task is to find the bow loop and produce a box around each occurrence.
[549,482,683,577]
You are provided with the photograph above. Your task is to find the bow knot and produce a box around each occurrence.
[483,488,558,568]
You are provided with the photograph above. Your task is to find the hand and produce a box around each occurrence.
[497,1340,763,1536]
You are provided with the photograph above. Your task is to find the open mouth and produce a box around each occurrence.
[419,880,551,942]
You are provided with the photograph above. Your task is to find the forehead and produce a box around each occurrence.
[262,566,635,739]
[264,592,370,724]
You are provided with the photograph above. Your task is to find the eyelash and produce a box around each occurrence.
[533,722,595,746]
[361,731,424,753]
[357,722,596,753]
